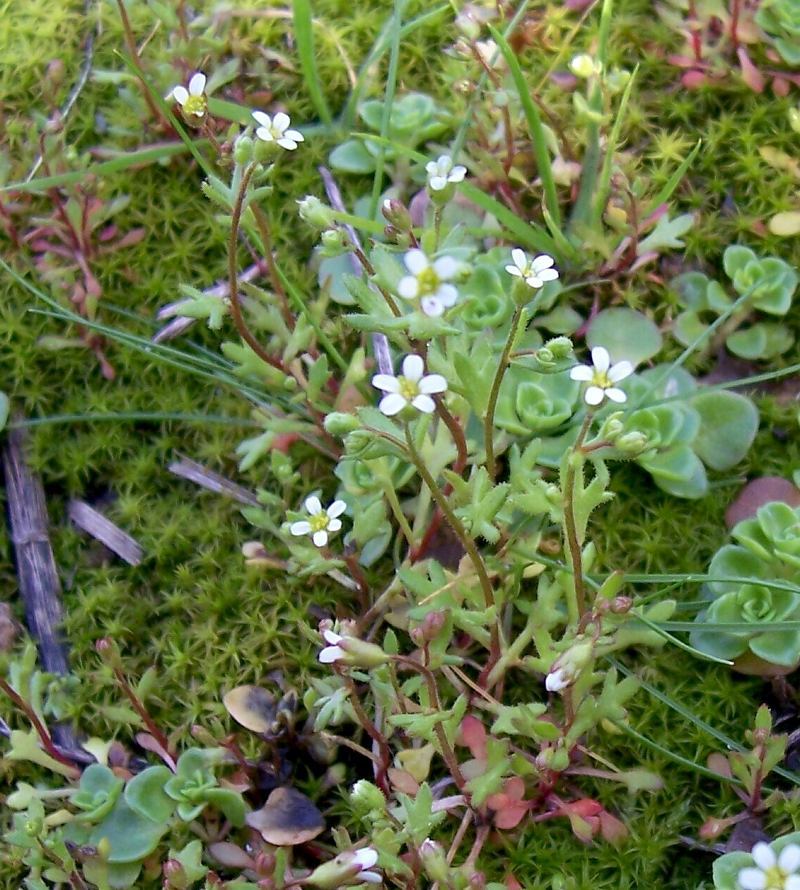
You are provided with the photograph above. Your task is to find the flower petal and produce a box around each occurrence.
[537,268,560,282]
[171,85,189,106]
[327,518,342,533]
[419,373,448,394]
[591,346,610,372]
[284,129,304,143]
[605,387,627,403]
[379,393,407,416]
[318,645,345,663]
[188,72,206,96]
[752,843,776,870]
[353,849,379,869]
[312,530,328,547]
[436,284,459,307]
[372,374,400,393]
[421,296,445,317]
[411,394,436,413]
[272,111,290,133]
[290,521,311,536]
[405,248,429,275]
[277,138,298,150]
[305,496,323,515]
[449,165,467,182]
[255,127,274,143]
[505,264,523,278]
[737,867,767,890]
[569,364,594,382]
[360,871,382,884]
[779,844,800,872]
[402,354,425,381]
[511,248,527,270]
[532,254,555,272]
[608,360,634,383]
[252,110,271,127]
[786,876,800,890]
[425,161,438,176]
[428,176,447,191]
[322,629,343,644]
[584,385,605,406]
[397,276,419,299]
[327,500,347,519]
[433,256,458,280]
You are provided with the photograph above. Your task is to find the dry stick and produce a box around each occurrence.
[3,427,81,759]
[319,166,395,375]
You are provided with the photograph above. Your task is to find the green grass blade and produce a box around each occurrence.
[631,610,732,665]
[12,412,259,429]
[644,140,702,217]
[292,0,333,125]
[488,23,561,230]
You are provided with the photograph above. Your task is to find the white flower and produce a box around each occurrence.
[372,354,447,416]
[545,667,571,692]
[167,72,207,117]
[505,248,559,290]
[426,154,467,192]
[738,841,800,890]
[290,496,346,547]
[569,346,633,407]
[397,249,459,317]
[351,848,382,884]
[252,111,304,150]
[569,54,602,79]
[319,628,346,664]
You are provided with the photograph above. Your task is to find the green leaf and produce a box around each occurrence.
[636,213,694,255]
[690,390,758,471]
[586,308,663,364]
[726,325,767,359]
[0,392,9,431]
[124,766,175,823]
[723,245,756,278]
[639,446,707,499]
[204,788,247,827]
[292,0,332,124]
[712,851,752,889]
[87,799,167,864]
[329,140,376,174]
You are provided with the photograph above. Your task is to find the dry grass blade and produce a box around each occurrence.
[68,499,144,567]
[168,455,260,507]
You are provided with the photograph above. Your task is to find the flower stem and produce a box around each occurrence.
[345,676,391,793]
[403,424,500,666]
[563,414,593,620]
[484,304,526,482]
[250,203,295,329]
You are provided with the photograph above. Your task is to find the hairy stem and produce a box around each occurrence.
[484,304,525,482]
[563,414,593,619]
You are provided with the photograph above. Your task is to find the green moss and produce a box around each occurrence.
[2,0,800,886]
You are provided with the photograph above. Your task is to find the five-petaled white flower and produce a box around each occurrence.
[167,72,207,118]
[290,496,346,547]
[426,154,467,192]
[397,249,459,317]
[545,668,571,692]
[505,249,559,289]
[569,346,633,407]
[372,354,447,416]
[738,841,800,890]
[252,111,304,150]
[319,628,347,664]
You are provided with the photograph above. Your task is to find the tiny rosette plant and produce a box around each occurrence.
[671,245,798,361]
[714,835,800,890]
[691,502,800,674]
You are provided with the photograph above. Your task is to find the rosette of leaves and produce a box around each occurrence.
[329,93,448,174]
[670,245,798,360]
[690,502,800,674]
[124,747,247,825]
[621,366,758,499]
[494,364,579,437]
[714,833,800,889]
[756,0,800,64]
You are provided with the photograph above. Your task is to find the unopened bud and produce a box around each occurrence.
[419,838,449,882]
[298,195,336,229]
[324,412,361,437]
[790,107,800,135]
[320,227,351,258]
[615,431,650,455]
[162,860,188,889]
[233,134,254,165]
[381,198,411,230]
[350,780,386,815]
[569,54,602,79]
[306,848,381,888]
[609,596,633,614]
[543,336,573,359]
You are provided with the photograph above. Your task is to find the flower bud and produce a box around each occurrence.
[319,227,351,258]
[232,135,254,165]
[350,780,387,816]
[609,596,633,614]
[545,639,594,694]
[543,336,573,359]
[324,412,361,437]
[615,431,650,455]
[319,626,390,668]
[298,196,336,229]
[305,848,381,888]
[381,198,411,230]
[790,107,800,135]
[419,838,450,883]
[569,54,601,79]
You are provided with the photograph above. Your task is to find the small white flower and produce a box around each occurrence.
[505,248,560,290]
[352,848,382,884]
[545,667,571,692]
[569,346,633,407]
[290,495,346,547]
[167,72,207,117]
[426,154,467,192]
[319,628,347,664]
[738,841,800,890]
[569,53,603,79]
[252,110,304,150]
[397,249,459,317]
[372,354,447,416]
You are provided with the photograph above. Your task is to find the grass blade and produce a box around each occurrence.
[292,0,333,125]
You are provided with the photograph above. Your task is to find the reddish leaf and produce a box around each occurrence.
[599,810,628,844]
[738,47,765,92]
[458,716,487,761]
[494,803,529,830]
[725,477,800,529]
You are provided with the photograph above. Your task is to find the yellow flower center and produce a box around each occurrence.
[183,95,207,118]
[416,267,440,295]
[397,376,420,401]
[764,866,789,889]
[591,370,611,389]
[309,513,330,533]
